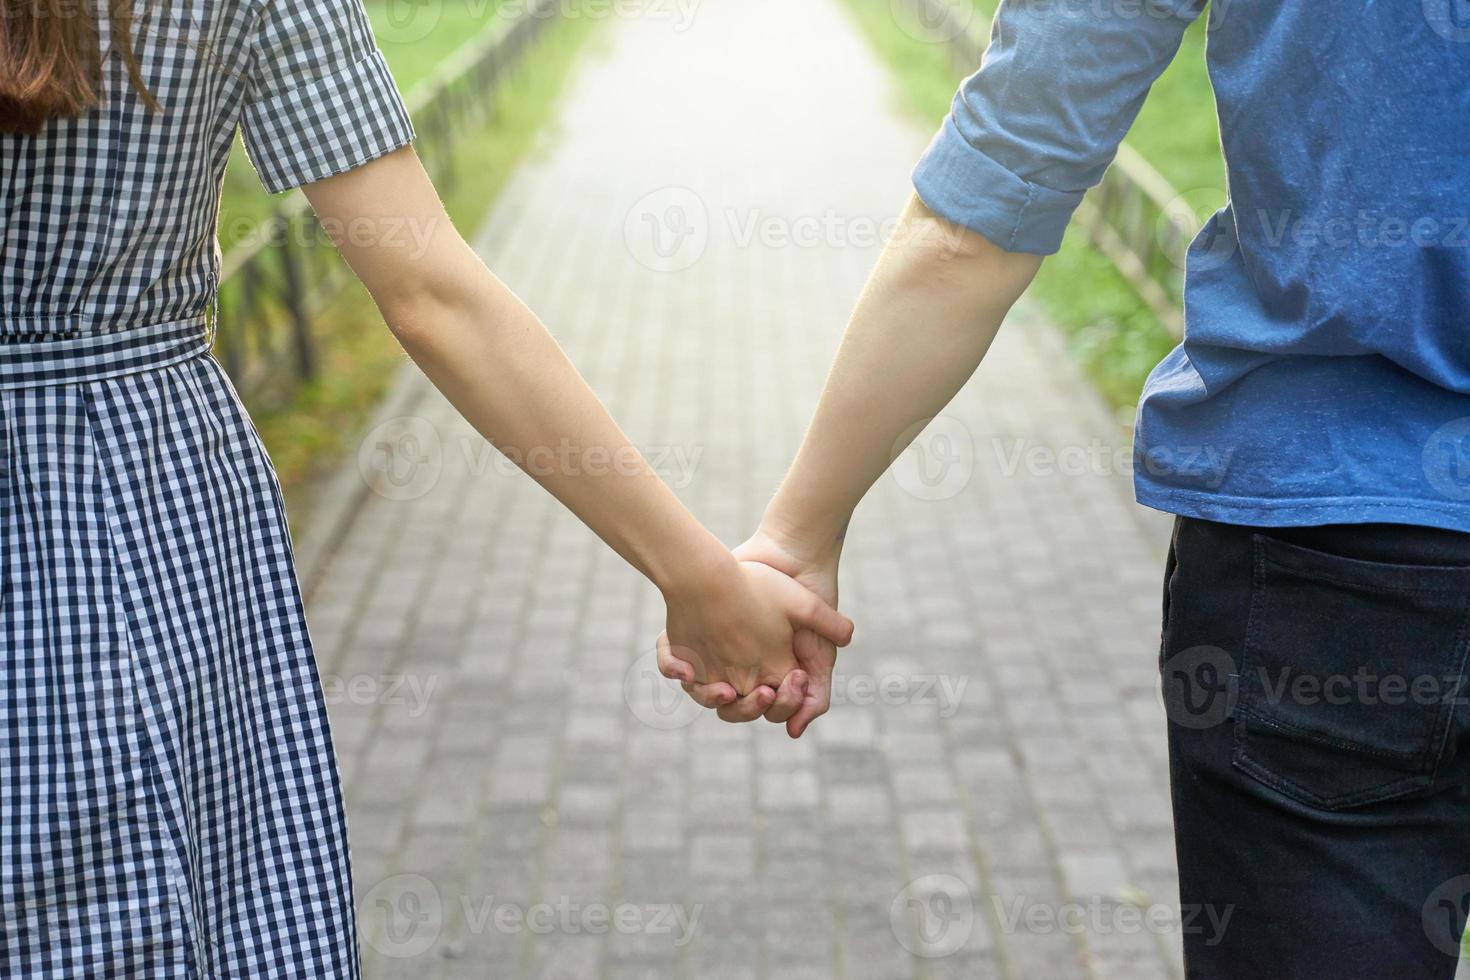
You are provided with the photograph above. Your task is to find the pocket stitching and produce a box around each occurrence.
[1262,551,1470,597]
[1235,703,1424,763]
[1231,748,1432,810]
[1233,533,1461,810]
[1425,604,1470,785]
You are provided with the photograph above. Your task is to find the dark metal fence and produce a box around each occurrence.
[900,0,1196,337]
[1073,144,1193,337]
[215,0,560,405]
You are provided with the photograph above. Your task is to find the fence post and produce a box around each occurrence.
[277,212,317,382]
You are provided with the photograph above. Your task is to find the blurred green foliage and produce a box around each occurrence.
[219,1,510,246]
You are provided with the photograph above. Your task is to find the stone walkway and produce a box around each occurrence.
[306,0,1180,976]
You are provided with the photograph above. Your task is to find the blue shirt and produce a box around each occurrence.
[913,0,1470,532]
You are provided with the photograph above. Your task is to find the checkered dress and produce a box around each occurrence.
[1,1,413,975]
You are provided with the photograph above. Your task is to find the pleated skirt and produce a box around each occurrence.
[0,320,359,977]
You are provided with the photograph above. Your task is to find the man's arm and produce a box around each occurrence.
[764,0,1205,546]
[758,194,1041,558]
[679,0,1206,731]
[666,194,1040,735]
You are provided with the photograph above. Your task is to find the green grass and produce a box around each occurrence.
[232,8,603,526]
[842,0,1224,409]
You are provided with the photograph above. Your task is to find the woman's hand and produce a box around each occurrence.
[656,554,853,723]
[735,525,843,738]
[667,522,845,736]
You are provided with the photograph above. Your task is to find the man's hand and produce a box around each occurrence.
[656,556,852,723]
[668,525,843,737]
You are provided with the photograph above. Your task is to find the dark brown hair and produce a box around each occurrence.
[0,0,159,135]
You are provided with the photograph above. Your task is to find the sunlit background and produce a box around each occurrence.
[229,0,1223,525]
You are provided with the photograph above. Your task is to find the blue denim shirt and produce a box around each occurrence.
[913,0,1470,531]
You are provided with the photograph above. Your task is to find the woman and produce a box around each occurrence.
[0,0,852,973]
[675,0,1470,976]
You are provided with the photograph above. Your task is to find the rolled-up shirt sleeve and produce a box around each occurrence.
[241,0,416,194]
[913,0,1205,253]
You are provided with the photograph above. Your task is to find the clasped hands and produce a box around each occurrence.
[656,521,846,738]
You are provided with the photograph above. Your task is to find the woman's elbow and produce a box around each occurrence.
[368,246,481,345]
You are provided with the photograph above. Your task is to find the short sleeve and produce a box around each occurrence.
[912,0,1205,254]
[241,0,416,194]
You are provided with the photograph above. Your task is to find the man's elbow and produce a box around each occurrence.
[900,196,1008,264]
[889,197,1044,310]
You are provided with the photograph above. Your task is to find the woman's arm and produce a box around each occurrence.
[300,147,852,703]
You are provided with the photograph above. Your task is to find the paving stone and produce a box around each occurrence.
[690,833,756,881]
[901,808,971,854]
[826,784,893,827]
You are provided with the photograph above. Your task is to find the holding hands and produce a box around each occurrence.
[320,155,1029,743]
[656,539,848,730]
[653,197,1040,737]
[660,517,846,738]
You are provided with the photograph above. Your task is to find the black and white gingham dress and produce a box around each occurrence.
[0,1,413,975]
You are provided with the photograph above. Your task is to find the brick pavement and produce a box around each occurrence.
[306,0,1183,976]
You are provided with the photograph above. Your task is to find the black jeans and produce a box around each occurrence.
[1160,517,1470,979]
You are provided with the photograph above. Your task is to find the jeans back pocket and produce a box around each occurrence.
[1233,533,1470,810]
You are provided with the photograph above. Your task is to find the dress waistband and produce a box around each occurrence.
[0,317,212,390]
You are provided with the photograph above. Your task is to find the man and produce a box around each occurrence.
[666,1,1470,974]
